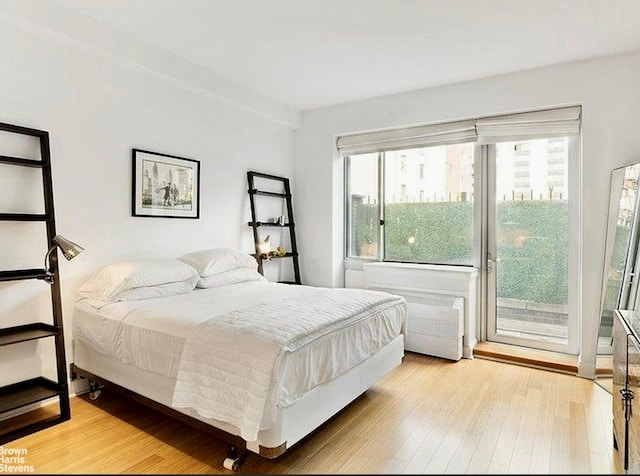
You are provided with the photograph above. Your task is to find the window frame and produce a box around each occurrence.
[344,143,480,267]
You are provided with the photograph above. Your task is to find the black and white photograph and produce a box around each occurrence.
[132,148,200,218]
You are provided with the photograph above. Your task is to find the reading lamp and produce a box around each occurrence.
[44,234,84,284]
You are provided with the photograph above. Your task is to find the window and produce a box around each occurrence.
[345,142,475,265]
[346,153,379,258]
[514,142,530,155]
[399,183,407,202]
[340,105,580,268]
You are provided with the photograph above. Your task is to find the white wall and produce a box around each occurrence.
[0,16,295,387]
[294,49,640,376]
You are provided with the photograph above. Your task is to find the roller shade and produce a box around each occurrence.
[336,119,477,155]
[337,106,581,154]
[475,106,581,144]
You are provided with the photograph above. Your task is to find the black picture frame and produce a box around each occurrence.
[132,148,200,219]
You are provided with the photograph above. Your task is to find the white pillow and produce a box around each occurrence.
[179,247,258,277]
[78,259,199,303]
[114,280,198,301]
[82,281,199,309]
[197,267,267,288]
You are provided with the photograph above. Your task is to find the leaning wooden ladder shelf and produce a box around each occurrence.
[247,171,301,284]
[0,122,70,443]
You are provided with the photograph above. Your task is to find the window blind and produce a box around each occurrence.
[475,106,581,144]
[336,120,477,155]
[337,106,581,154]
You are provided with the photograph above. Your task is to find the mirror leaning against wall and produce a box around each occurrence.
[598,162,640,380]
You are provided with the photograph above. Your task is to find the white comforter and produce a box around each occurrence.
[171,287,406,441]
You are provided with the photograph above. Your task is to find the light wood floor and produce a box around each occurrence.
[3,352,622,474]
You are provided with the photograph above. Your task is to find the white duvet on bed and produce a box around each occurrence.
[72,281,406,440]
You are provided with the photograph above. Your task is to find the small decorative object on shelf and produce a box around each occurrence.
[276,245,286,257]
[258,235,272,260]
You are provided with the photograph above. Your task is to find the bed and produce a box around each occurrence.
[69,249,407,470]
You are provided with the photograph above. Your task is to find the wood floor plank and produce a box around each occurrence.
[1,352,621,474]
[550,414,573,474]
[570,400,593,474]
[530,393,554,473]
[402,445,436,474]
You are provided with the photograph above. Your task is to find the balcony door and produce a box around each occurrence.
[485,137,579,354]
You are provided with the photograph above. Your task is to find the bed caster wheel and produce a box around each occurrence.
[224,445,247,471]
[88,381,102,400]
[223,457,240,471]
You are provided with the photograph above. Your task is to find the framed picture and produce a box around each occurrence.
[132,148,200,219]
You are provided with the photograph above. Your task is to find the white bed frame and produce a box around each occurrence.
[70,334,404,468]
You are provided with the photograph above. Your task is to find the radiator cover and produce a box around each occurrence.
[361,261,478,360]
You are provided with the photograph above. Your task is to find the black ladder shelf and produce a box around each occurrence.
[0,122,70,444]
[247,171,301,284]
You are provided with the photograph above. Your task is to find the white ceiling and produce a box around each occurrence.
[36,0,640,111]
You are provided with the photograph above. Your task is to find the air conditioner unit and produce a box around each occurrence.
[404,296,464,361]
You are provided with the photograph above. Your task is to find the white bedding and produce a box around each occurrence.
[72,281,406,441]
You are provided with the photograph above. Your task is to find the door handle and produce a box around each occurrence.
[487,253,501,273]
[621,388,634,420]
